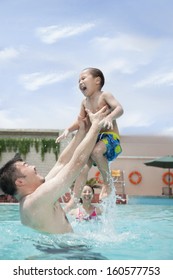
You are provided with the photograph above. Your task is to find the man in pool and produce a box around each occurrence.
[0,107,108,234]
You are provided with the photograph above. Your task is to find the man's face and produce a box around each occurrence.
[15,161,45,188]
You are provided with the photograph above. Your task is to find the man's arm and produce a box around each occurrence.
[31,107,109,205]
[64,158,93,213]
[46,121,87,181]
[67,101,87,133]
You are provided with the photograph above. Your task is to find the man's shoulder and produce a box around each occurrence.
[20,194,54,224]
[20,195,34,214]
[20,194,43,214]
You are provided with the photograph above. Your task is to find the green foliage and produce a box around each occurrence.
[86,177,98,186]
[0,138,60,161]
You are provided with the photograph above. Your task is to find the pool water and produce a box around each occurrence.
[0,197,173,260]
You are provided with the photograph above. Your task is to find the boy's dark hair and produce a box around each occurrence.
[0,153,23,196]
[83,67,105,89]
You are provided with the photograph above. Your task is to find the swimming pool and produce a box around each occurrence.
[0,197,173,260]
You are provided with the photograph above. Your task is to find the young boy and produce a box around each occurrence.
[56,67,124,199]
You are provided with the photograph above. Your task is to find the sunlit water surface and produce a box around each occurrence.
[0,196,173,260]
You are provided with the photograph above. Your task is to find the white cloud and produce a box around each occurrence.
[92,33,159,53]
[101,58,141,75]
[119,112,154,129]
[19,71,74,91]
[36,23,95,44]
[161,127,173,136]
[0,110,26,128]
[90,33,158,75]
[134,71,173,88]
[0,47,19,61]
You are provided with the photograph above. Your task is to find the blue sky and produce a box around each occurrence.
[0,0,173,136]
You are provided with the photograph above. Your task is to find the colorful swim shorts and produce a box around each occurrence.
[96,132,122,162]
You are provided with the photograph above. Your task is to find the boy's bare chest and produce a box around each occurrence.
[85,97,106,113]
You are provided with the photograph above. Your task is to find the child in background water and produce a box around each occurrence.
[67,184,102,221]
[56,67,124,199]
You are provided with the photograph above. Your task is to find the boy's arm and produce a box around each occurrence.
[55,120,79,143]
[55,101,86,143]
[102,92,124,129]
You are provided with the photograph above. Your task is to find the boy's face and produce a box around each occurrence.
[79,70,100,96]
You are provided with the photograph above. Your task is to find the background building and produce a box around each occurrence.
[89,134,173,197]
[0,129,173,198]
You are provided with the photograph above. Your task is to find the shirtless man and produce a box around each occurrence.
[0,107,108,234]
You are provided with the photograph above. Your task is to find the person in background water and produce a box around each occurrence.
[56,67,124,200]
[65,184,102,221]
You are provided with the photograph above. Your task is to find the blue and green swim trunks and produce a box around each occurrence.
[96,131,122,162]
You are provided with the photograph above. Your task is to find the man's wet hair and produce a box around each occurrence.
[0,153,23,196]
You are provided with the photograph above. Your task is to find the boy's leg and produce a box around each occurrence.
[91,141,112,200]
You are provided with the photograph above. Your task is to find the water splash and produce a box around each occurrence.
[99,166,118,235]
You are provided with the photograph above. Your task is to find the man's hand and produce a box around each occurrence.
[101,115,114,130]
[85,106,110,129]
